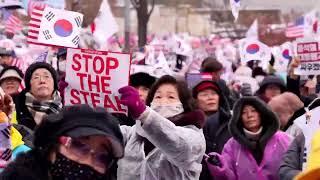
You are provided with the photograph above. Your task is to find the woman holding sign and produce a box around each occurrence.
[118,75,206,180]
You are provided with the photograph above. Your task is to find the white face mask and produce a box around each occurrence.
[58,61,66,72]
[150,102,184,118]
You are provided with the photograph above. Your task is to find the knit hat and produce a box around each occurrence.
[192,80,221,98]
[0,66,23,84]
[257,75,286,94]
[24,62,58,91]
[129,72,156,89]
[34,104,124,158]
[295,131,320,180]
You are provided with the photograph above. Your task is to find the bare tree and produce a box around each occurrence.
[131,0,155,47]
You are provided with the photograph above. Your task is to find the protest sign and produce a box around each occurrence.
[65,48,131,114]
[294,105,320,170]
[294,38,320,75]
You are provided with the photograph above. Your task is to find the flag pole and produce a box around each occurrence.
[124,0,131,53]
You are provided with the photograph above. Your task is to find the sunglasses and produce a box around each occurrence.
[59,136,114,168]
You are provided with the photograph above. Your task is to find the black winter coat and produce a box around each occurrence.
[13,90,36,130]
[200,87,232,180]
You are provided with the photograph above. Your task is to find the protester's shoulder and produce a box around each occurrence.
[224,137,239,148]
[271,131,292,147]
[273,131,291,139]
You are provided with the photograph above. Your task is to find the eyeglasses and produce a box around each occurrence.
[31,75,52,82]
[59,136,113,168]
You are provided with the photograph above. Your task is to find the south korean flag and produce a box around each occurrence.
[37,7,83,48]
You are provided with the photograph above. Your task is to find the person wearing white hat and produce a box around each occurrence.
[0,66,23,96]
[0,39,16,67]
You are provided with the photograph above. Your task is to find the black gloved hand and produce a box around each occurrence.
[207,154,222,167]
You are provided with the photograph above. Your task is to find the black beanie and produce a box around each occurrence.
[24,62,58,91]
[129,72,156,89]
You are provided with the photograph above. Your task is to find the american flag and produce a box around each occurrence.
[27,6,45,45]
[4,12,22,35]
[28,0,47,16]
[11,58,25,72]
[285,17,305,38]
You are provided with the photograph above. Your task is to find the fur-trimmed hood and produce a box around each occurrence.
[229,97,280,150]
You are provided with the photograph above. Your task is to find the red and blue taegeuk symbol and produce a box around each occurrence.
[282,49,291,60]
[246,44,260,54]
[54,19,73,37]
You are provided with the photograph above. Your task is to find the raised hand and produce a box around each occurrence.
[118,86,146,119]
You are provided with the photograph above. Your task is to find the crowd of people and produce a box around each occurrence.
[0,31,319,180]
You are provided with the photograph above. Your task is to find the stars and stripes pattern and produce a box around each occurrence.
[5,13,22,35]
[11,57,25,72]
[28,0,47,16]
[285,17,305,38]
[27,6,83,47]
[27,6,45,46]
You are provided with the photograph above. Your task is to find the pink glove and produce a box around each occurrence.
[118,86,146,118]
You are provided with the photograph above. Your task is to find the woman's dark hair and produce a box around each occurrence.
[146,75,193,113]
[200,57,223,73]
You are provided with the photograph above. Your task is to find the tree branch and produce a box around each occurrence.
[130,0,140,9]
[147,0,155,18]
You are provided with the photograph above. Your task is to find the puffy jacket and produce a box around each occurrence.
[117,107,206,180]
[279,132,304,180]
[207,97,291,180]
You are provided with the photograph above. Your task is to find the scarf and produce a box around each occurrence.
[243,127,263,141]
[25,91,62,125]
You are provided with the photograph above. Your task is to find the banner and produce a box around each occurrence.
[65,48,131,114]
[27,7,83,48]
[294,38,320,75]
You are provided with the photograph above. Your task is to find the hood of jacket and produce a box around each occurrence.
[229,97,280,150]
